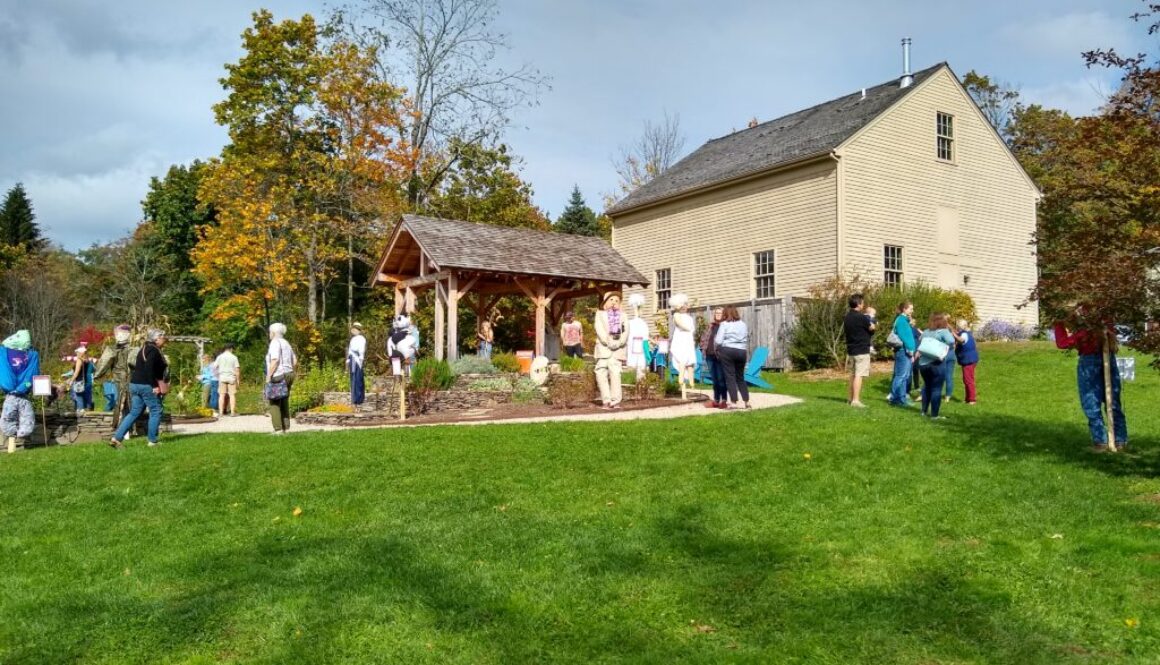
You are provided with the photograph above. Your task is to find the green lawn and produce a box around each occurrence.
[1,342,1157,664]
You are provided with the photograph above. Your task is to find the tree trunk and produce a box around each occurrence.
[306,238,318,325]
[1102,328,1117,452]
[347,234,354,328]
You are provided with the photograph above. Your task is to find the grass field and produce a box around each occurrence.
[1,342,1157,663]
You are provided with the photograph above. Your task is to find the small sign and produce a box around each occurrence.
[1117,357,1136,382]
[657,340,670,354]
[32,375,52,397]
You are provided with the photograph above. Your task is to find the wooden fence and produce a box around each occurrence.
[693,296,799,371]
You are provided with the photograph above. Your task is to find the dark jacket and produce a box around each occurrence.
[130,343,168,388]
[700,322,720,357]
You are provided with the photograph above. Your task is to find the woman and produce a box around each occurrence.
[713,305,750,409]
[266,322,298,434]
[71,346,95,412]
[110,330,168,448]
[198,353,218,412]
[668,293,696,394]
[916,313,962,419]
[888,302,917,406]
[699,307,727,408]
[956,319,979,405]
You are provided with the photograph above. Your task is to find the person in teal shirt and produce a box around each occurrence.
[888,301,917,406]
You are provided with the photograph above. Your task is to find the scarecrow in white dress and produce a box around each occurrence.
[668,293,697,399]
[624,293,650,380]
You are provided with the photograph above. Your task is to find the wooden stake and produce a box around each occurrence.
[398,376,406,421]
[1102,328,1117,452]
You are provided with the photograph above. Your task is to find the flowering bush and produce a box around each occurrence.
[977,319,1034,342]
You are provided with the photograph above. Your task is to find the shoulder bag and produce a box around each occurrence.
[917,335,950,362]
[886,331,904,350]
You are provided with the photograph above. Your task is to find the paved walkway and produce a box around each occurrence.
[171,392,802,436]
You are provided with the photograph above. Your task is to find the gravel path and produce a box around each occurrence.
[171,392,802,436]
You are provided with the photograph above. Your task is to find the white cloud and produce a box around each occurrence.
[1021,77,1114,116]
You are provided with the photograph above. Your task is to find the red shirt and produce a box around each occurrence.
[1053,323,1111,356]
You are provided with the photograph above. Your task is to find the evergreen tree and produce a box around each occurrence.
[0,183,44,251]
[554,185,600,236]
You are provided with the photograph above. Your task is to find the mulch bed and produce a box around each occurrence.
[306,395,707,428]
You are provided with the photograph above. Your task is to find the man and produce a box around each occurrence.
[346,323,367,406]
[94,324,134,432]
[215,344,241,416]
[1054,317,1128,452]
[842,293,875,408]
[560,311,583,358]
[0,330,40,453]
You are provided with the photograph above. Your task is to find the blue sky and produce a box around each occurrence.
[0,0,1149,250]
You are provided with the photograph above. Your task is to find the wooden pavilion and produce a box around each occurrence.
[371,215,649,361]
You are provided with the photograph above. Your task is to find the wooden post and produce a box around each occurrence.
[405,287,416,314]
[434,280,446,362]
[447,272,459,362]
[398,376,406,421]
[534,283,547,357]
[1102,328,1117,452]
[395,284,404,317]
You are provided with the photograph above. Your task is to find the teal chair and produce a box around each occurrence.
[744,346,772,389]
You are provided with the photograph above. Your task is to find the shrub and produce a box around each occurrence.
[558,355,587,372]
[467,377,513,392]
[451,356,498,375]
[977,319,1034,342]
[409,358,455,414]
[511,377,544,404]
[289,364,346,415]
[491,352,521,373]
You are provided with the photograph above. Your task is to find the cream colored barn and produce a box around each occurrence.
[608,62,1040,326]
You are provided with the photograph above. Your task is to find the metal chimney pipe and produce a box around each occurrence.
[900,38,913,88]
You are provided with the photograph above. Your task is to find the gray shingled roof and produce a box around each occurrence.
[608,63,947,215]
[401,214,649,285]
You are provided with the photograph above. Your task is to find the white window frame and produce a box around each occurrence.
[753,249,776,300]
[884,245,904,288]
[936,112,955,162]
[655,268,672,310]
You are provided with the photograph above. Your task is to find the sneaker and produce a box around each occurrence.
[716,402,729,409]
[704,401,719,409]
[727,402,744,410]
[931,416,948,421]
[271,431,285,436]
[108,438,123,449]
[147,441,158,447]
[850,401,867,408]
[1090,443,1110,454]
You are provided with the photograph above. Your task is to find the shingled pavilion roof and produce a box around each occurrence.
[607,63,946,215]
[374,215,648,286]
[372,214,648,361]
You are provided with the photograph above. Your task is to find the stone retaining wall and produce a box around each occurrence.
[14,411,174,450]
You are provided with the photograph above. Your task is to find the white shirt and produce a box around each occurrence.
[347,334,366,367]
[215,351,240,382]
[266,338,296,379]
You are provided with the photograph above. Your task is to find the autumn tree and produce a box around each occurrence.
[961,70,1021,140]
[0,183,44,253]
[333,0,550,206]
[427,141,549,229]
[609,111,686,203]
[554,186,600,237]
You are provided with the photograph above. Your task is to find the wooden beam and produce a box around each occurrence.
[534,283,546,357]
[447,273,459,362]
[404,287,416,314]
[513,277,539,303]
[377,272,411,284]
[457,275,480,298]
[394,284,404,317]
[398,270,451,290]
[434,280,447,361]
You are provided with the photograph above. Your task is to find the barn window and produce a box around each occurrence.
[754,250,776,299]
[655,268,671,310]
[884,245,904,288]
[937,112,954,161]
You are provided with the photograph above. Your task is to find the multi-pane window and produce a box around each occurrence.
[655,268,671,310]
[937,112,954,161]
[754,250,776,299]
[884,245,903,288]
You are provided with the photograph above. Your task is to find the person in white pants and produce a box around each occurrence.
[593,292,627,408]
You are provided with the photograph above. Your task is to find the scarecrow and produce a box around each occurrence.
[0,330,41,453]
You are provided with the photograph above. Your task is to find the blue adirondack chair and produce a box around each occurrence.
[744,346,772,389]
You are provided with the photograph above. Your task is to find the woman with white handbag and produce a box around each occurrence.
[915,313,964,419]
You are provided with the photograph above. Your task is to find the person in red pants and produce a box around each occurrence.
[955,319,979,404]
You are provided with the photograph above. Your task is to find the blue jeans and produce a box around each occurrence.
[944,357,956,398]
[707,356,727,402]
[113,383,164,443]
[103,382,118,411]
[209,381,220,409]
[478,341,492,359]
[1077,354,1127,445]
[890,351,913,405]
[919,364,946,417]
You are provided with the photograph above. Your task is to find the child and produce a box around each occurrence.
[865,307,878,355]
[956,319,979,404]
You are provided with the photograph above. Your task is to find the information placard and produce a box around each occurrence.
[32,375,52,397]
